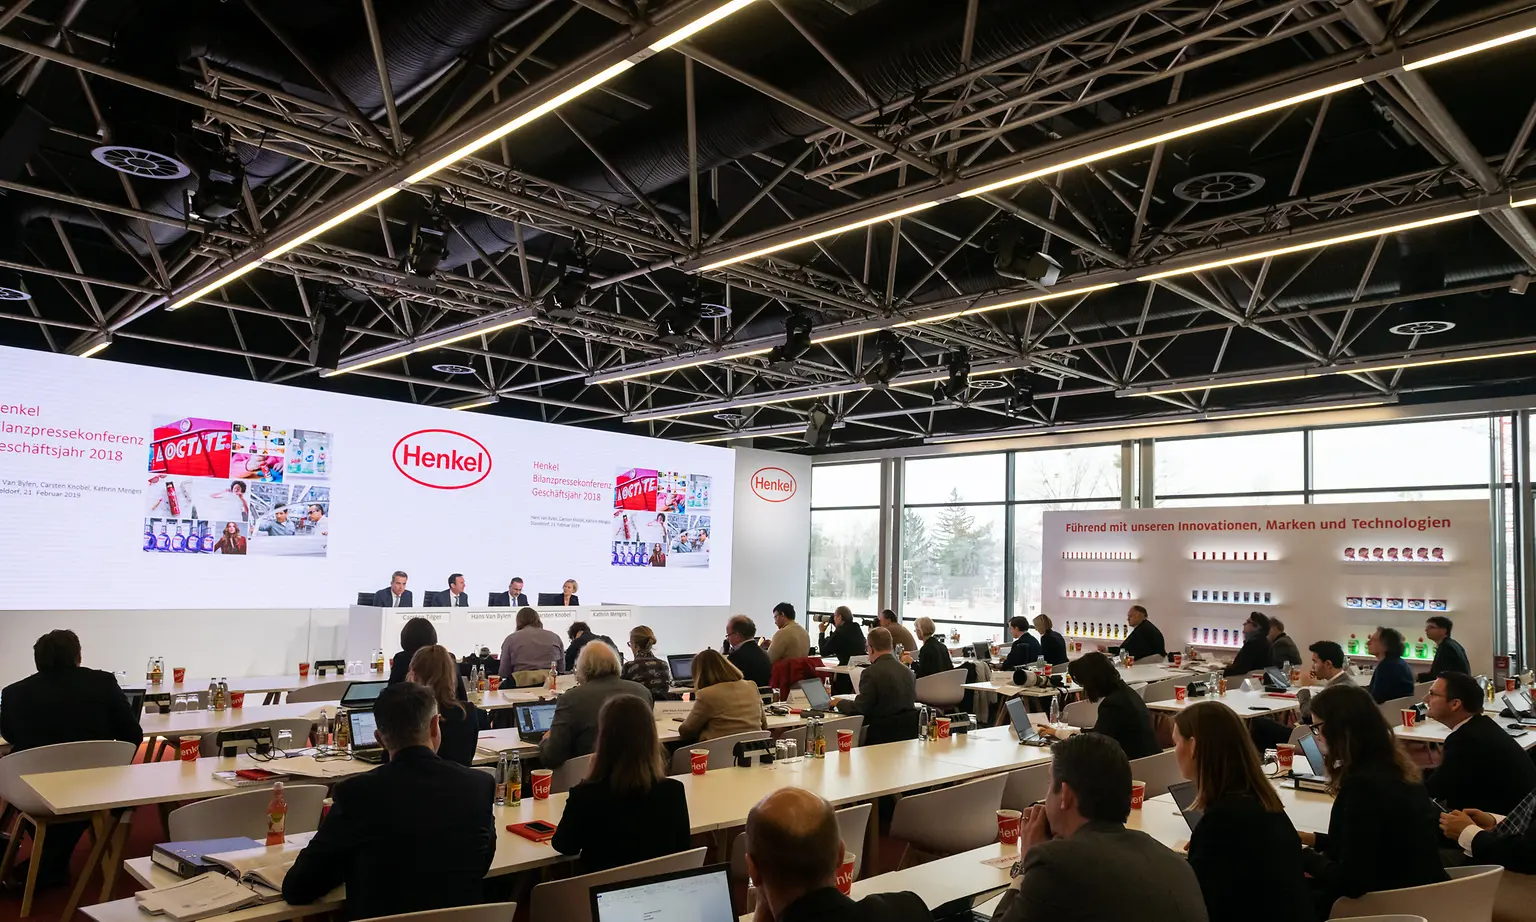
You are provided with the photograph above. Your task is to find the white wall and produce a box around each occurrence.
[0,448,812,685]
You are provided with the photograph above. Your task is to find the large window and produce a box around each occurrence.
[1312,418,1493,498]
[902,455,1006,630]
[809,462,880,616]
[1155,431,1305,505]
[1012,445,1123,622]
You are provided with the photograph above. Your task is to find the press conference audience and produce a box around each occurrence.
[1252,640,1354,751]
[498,607,565,678]
[768,602,811,664]
[913,617,954,679]
[1000,616,1042,669]
[1300,684,1447,912]
[1173,702,1314,922]
[745,787,930,922]
[1223,612,1273,677]
[1442,788,1536,872]
[990,733,1207,922]
[1423,671,1536,814]
[539,641,651,769]
[1033,615,1068,666]
[621,625,673,699]
[677,649,767,743]
[1423,615,1470,681]
[1120,605,1165,662]
[1049,652,1160,759]
[388,616,438,685]
[403,644,480,767]
[1268,617,1302,670]
[877,609,919,658]
[282,682,495,920]
[564,620,617,672]
[1366,626,1416,704]
[0,630,142,890]
[834,627,920,745]
[726,614,773,687]
[551,694,691,873]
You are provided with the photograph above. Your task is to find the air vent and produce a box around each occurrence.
[1173,171,1264,204]
[969,377,1010,390]
[1388,320,1455,336]
[713,411,745,424]
[432,364,477,375]
[698,302,730,319]
[91,145,189,180]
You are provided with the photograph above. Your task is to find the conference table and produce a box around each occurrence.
[1395,719,1536,750]
[1144,688,1300,719]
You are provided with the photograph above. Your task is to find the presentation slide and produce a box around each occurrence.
[0,345,735,610]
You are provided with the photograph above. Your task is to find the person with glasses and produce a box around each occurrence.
[1223,612,1274,678]
[621,625,673,700]
[1423,672,1536,815]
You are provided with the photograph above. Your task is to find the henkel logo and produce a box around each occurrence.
[751,467,797,502]
[392,429,492,490]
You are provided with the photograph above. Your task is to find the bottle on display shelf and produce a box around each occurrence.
[1414,637,1428,659]
[1191,627,1198,642]
[1347,633,1359,655]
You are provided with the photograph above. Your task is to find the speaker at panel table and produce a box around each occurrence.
[612,467,711,570]
[143,416,331,557]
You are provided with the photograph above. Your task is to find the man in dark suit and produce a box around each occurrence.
[370,570,412,608]
[745,787,931,922]
[0,630,142,888]
[726,615,772,687]
[539,642,651,768]
[833,627,918,745]
[283,682,495,920]
[424,573,469,607]
[1000,616,1042,670]
[1424,615,1471,681]
[488,576,528,608]
[990,733,1207,922]
[1121,605,1166,662]
[1424,672,1536,815]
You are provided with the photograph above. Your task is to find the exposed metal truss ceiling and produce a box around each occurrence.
[3,0,1536,452]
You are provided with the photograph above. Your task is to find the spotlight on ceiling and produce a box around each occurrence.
[1006,374,1036,416]
[941,347,971,401]
[804,403,835,449]
[991,225,1063,285]
[187,142,245,222]
[768,311,813,367]
[860,330,906,386]
[402,191,448,284]
[657,281,708,349]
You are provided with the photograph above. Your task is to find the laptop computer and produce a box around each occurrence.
[667,654,695,687]
[121,687,146,714]
[1288,729,1330,791]
[971,641,992,661]
[514,702,558,742]
[795,678,833,716]
[931,887,1011,922]
[590,864,735,922]
[1005,697,1047,745]
[348,709,386,763]
[340,681,388,708]
[1168,780,1203,831]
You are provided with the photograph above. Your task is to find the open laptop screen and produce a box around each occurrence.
[1168,780,1203,831]
[591,865,734,922]
[516,703,557,736]
[348,709,379,749]
[797,678,831,711]
[1297,730,1327,777]
[341,681,388,708]
[668,654,694,683]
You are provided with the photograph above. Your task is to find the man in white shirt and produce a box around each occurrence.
[428,574,468,607]
[372,571,412,608]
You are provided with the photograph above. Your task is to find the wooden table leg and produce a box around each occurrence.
[19,818,47,918]
[57,812,112,922]
[96,811,131,901]
[863,799,881,875]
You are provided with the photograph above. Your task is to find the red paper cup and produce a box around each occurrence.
[321,797,333,821]
[172,667,186,684]
[1508,678,1518,693]
[835,852,857,894]
[1130,781,1146,809]
[1042,663,1052,677]
[690,749,709,775]
[1171,653,1183,667]
[179,735,199,762]
[935,717,951,739]
[996,809,1022,844]
[531,769,553,799]
[1174,685,1187,703]
[1276,743,1296,772]
[230,691,245,709]
[1401,708,1417,728]
[837,729,853,752]
[298,662,310,678]
[488,675,500,692]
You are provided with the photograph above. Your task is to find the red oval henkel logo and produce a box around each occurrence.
[751,466,797,502]
[392,429,492,490]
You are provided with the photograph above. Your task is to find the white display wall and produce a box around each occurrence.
[1041,500,1493,673]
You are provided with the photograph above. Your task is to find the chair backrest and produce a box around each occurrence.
[1127,748,1180,798]
[1140,678,1181,703]
[729,803,873,892]
[1376,693,1423,724]
[1492,861,1536,922]
[888,773,1006,856]
[820,715,864,749]
[0,740,138,816]
[530,847,706,922]
[198,718,316,757]
[669,731,770,774]
[549,754,593,795]
[1329,865,1502,922]
[1062,699,1099,728]
[1002,762,1051,812]
[915,668,967,710]
[355,902,518,922]
[168,784,328,841]
[286,681,353,703]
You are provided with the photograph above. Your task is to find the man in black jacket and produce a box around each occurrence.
[1424,615,1471,681]
[1223,612,1273,677]
[1120,605,1166,662]
[0,630,142,889]
[817,606,867,695]
[1033,615,1069,666]
[833,627,918,745]
[726,614,772,687]
[1424,672,1536,815]
[1000,616,1042,670]
[282,683,495,920]
[745,787,931,922]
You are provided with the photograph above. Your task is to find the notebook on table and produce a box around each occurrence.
[151,838,262,879]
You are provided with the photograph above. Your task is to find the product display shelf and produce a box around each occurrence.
[1341,559,1451,566]
[1190,598,1281,606]
[1061,593,1139,602]
[1340,604,1453,614]
[1188,557,1279,564]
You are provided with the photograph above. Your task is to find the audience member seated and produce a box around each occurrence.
[1268,617,1302,670]
[622,625,673,700]
[1223,612,1273,677]
[1033,615,1068,666]
[1300,684,1447,914]
[552,695,691,873]
[833,627,919,745]
[539,641,651,768]
[677,649,768,743]
[0,630,142,891]
[497,607,566,680]
[1424,671,1536,814]
[744,787,931,922]
[1044,652,1160,760]
[726,614,773,687]
[403,644,480,766]
[388,616,438,685]
[1423,615,1470,681]
[1442,787,1536,873]
[989,734,1206,922]
[1365,626,1415,704]
[1252,640,1354,750]
[768,603,811,664]
[913,616,954,679]
[817,606,867,695]
[564,620,617,672]
[1120,605,1165,662]
[1173,702,1314,922]
[877,609,919,660]
[282,683,494,919]
[1000,616,1042,669]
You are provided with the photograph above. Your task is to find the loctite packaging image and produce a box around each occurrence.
[613,467,712,569]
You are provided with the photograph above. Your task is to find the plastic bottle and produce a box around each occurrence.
[156,524,170,552]
[1048,695,1061,727]
[170,524,185,553]
[336,708,352,750]
[509,751,522,804]
[494,753,510,806]
[547,660,559,693]
[207,679,219,710]
[201,525,216,553]
[316,447,326,475]
[266,783,288,846]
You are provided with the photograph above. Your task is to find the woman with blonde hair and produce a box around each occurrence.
[913,616,954,678]
[622,625,672,699]
[676,648,767,743]
[405,644,481,766]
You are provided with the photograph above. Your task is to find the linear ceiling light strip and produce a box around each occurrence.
[321,315,532,378]
[924,398,1395,444]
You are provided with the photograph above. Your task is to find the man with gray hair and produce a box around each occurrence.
[283,683,494,919]
[498,606,566,679]
[833,627,919,745]
[539,639,651,768]
[371,570,412,608]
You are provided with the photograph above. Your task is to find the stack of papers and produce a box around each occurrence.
[135,873,280,922]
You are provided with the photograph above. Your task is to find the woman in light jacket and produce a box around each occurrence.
[676,648,767,743]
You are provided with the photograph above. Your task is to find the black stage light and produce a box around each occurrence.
[941,347,971,401]
[861,330,905,386]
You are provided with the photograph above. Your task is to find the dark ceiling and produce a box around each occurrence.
[2,0,1536,452]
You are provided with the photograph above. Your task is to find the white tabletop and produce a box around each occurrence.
[1395,719,1536,750]
[1145,688,1299,718]
[138,703,327,739]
